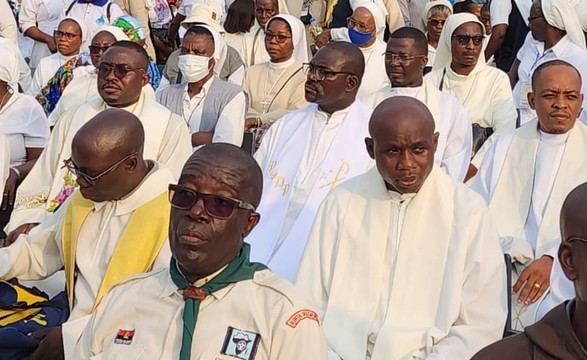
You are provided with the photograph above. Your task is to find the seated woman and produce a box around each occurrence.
[0,43,49,229]
[29,16,88,97]
[243,14,308,137]
[424,13,516,178]
[423,0,452,68]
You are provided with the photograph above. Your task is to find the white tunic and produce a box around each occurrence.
[29,52,76,97]
[0,0,18,45]
[61,1,125,38]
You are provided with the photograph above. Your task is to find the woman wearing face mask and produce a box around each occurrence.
[423,0,453,68]
[242,15,308,136]
[156,25,247,148]
[29,16,88,97]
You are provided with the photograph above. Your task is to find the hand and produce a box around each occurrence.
[314,29,331,48]
[512,255,554,305]
[24,326,64,360]
[244,117,258,131]
[1,169,17,210]
[3,223,39,247]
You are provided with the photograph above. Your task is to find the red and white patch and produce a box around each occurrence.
[114,329,135,345]
[286,309,320,328]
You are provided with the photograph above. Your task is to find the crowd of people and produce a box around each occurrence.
[0,0,586,358]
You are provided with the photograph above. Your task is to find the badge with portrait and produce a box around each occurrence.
[220,327,261,360]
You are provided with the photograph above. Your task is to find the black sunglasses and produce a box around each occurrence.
[168,184,256,219]
[452,34,484,46]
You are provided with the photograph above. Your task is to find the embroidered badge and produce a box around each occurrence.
[286,309,320,328]
[113,329,135,345]
[221,327,261,360]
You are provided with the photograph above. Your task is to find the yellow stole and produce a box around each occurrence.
[61,191,170,311]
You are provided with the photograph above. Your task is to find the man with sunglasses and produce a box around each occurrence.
[365,27,472,181]
[73,143,327,359]
[0,110,177,360]
[4,40,191,247]
[247,41,373,282]
[473,182,587,359]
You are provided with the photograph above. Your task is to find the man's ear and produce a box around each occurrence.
[432,132,439,153]
[347,74,360,92]
[528,91,536,110]
[242,212,260,238]
[141,70,150,87]
[365,137,375,159]
[559,242,577,282]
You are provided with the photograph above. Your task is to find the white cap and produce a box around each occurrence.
[182,3,224,33]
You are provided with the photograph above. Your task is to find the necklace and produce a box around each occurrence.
[261,66,288,114]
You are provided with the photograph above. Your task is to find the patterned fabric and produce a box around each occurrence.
[148,60,160,90]
[35,53,92,115]
[113,15,147,42]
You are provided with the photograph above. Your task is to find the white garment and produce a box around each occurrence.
[61,1,125,38]
[296,166,507,360]
[242,25,270,68]
[19,0,69,69]
[179,77,246,147]
[0,38,32,93]
[0,131,10,197]
[248,101,374,281]
[364,84,473,181]
[47,67,98,127]
[74,268,328,359]
[490,0,531,27]
[0,92,49,166]
[514,34,587,125]
[0,0,18,44]
[427,42,436,67]
[538,253,574,320]
[542,0,586,49]
[223,32,246,63]
[29,52,76,97]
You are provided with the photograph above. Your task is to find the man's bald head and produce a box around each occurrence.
[366,96,438,194]
[561,183,587,243]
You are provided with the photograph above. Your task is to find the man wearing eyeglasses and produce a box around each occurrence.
[365,27,472,182]
[73,143,328,360]
[473,182,587,359]
[4,40,191,248]
[0,109,176,360]
[247,41,373,282]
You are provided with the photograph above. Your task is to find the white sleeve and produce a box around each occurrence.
[440,96,473,182]
[0,0,18,45]
[23,98,50,148]
[19,0,42,34]
[211,91,246,146]
[227,65,244,86]
[490,0,512,27]
[469,140,499,204]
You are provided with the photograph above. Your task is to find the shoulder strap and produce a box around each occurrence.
[65,0,77,16]
[438,67,446,91]
[107,2,112,23]
[267,67,303,112]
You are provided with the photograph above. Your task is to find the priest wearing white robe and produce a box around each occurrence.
[4,41,191,245]
[0,111,174,360]
[296,96,507,360]
[471,59,587,330]
[247,42,374,282]
[365,27,472,181]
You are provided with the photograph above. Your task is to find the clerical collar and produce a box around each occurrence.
[539,129,570,145]
[387,190,416,203]
[389,86,421,97]
[315,103,352,124]
[269,57,296,70]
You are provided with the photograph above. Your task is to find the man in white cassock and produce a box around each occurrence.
[365,27,472,181]
[247,42,374,281]
[4,41,191,245]
[296,96,507,360]
[471,59,587,330]
[242,0,288,67]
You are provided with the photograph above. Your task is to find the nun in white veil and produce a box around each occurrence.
[425,13,517,170]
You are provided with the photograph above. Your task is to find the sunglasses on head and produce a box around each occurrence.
[168,184,256,219]
[452,34,484,46]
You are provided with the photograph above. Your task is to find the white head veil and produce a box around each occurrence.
[422,0,453,29]
[541,0,586,49]
[191,24,228,76]
[0,43,19,90]
[96,25,131,41]
[266,14,309,63]
[59,16,90,54]
[432,13,486,72]
[574,2,587,33]
[352,1,388,41]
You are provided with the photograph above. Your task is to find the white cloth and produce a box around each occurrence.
[0,42,20,89]
[490,0,531,27]
[242,24,270,67]
[542,0,586,50]
[47,67,98,127]
[19,0,68,69]
[514,34,587,125]
[296,166,507,360]
[0,164,174,358]
[61,1,125,38]
[573,1,587,33]
[364,84,473,181]
[248,101,374,281]
[0,38,33,93]
[268,14,309,63]
[74,268,328,359]
[427,42,436,67]
[28,52,76,97]
[0,93,49,166]
[0,0,18,45]
[537,253,574,320]
[198,24,228,76]
[0,131,10,197]
[8,87,192,231]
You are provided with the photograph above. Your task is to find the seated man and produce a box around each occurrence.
[74,143,328,359]
[296,96,507,359]
[156,25,246,148]
[365,27,472,181]
[471,59,587,330]
[5,41,191,244]
[473,182,587,359]
[0,110,176,359]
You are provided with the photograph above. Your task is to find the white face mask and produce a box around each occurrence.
[178,54,213,83]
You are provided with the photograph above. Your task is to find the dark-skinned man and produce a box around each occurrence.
[242,0,281,67]
[157,25,246,149]
[472,60,587,330]
[247,41,374,281]
[297,96,506,360]
[473,182,587,359]
[73,143,327,359]
[365,27,472,182]
[0,109,176,360]
[5,40,191,246]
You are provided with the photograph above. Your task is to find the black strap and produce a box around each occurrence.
[266,67,303,112]
[438,68,446,91]
[65,0,112,23]
[64,0,77,16]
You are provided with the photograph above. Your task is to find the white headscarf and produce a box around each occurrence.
[95,25,131,41]
[353,1,388,41]
[0,43,19,89]
[60,16,90,54]
[422,0,453,27]
[266,14,309,63]
[195,24,228,76]
[574,1,587,33]
[541,0,586,49]
[432,13,486,73]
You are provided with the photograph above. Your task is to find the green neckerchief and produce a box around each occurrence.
[169,243,267,360]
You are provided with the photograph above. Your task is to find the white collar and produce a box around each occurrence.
[269,57,296,69]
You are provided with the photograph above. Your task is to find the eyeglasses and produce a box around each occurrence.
[53,30,81,40]
[346,17,372,33]
[97,63,145,79]
[265,32,292,43]
[568,236,587,244]
[302,63,355,81]
[62,152,139,185]
[383,52,426,64]
[451,35,484,46]
[428,19,446,27]
[168,184,256,219]
[89,45,110,54]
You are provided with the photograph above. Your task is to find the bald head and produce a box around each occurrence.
[369,96,435,136]
[561,183,587,242]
